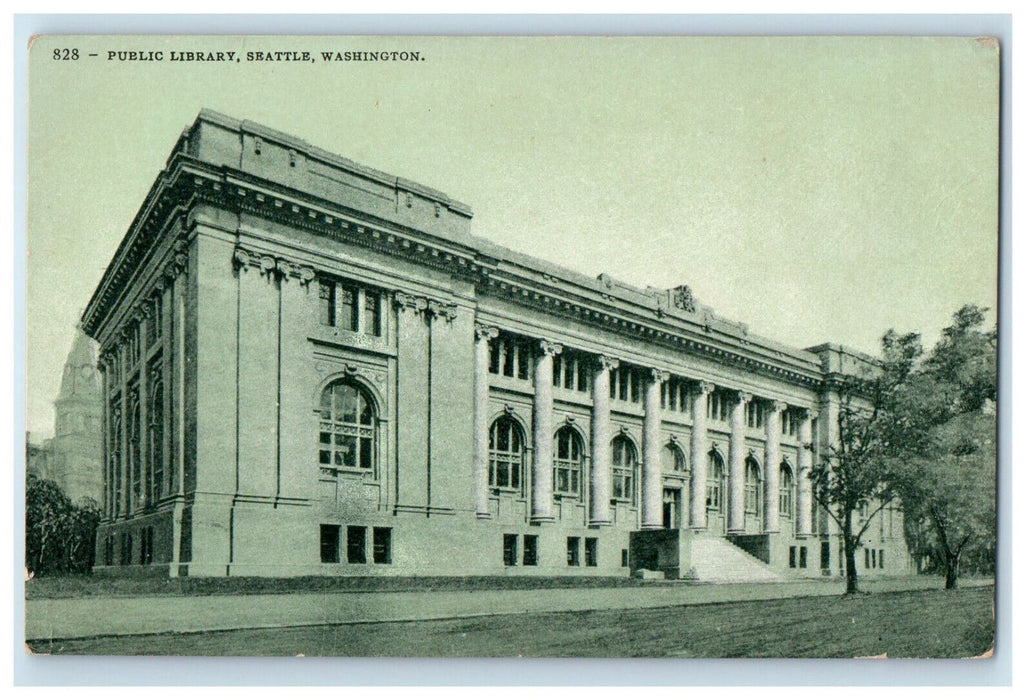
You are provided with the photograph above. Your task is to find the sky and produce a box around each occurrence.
[25,35,1000,437]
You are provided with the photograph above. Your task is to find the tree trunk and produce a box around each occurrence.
[945,552,960,590]
[843,517,860,594]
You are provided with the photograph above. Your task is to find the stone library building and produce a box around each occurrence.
[83,110,911,580]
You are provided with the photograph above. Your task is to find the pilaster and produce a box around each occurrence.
[728,390,752,533]
[689,381,713,530]
[590,355,619,526]
[797,408,815,537]
[641,368,668,529]
[764,400,786,533]
[472,323,498,519]
[531,340,562,523]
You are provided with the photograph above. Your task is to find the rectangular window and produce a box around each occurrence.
[567,537,581,566]
[489,339,501,374]
[518,345,530,380]
[799,546,808,569]
[364,292,381,337]
[141,527,154,565]
[879,550,885,569]
[373,527,392,564]
[585,538,598,567]
[320,524,340,563]
[864,548,870,569]
[347,525,367,564]
[339,287,357,331]
[789,546,797,568]
[621,548,629,568]
[319,281,336,326]
[523,535,538,566]
[503,534,519,566]
[120,532,133,566]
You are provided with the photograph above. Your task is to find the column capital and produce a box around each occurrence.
[474,323,499,341]
[538,340,563,357]
[649,367,670,384]
[694,380,715,396]
[734,390,753,405]
[596,355,620,372]
[768,400,787,414]
[800,406,817,420]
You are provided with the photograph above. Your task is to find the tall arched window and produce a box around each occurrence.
[319,380,376,472]
[148,380,164,505]
[779,460,794,517]
[110,405,122,518]
[128,389,140,510]
[611,436,637,501]
[553,426,583,497]
[745,457,761,514]
[489,417,524,490]
[661,443,686,473]
[707,451,725,512]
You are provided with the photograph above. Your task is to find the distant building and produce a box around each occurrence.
[83,110,912,579]
[26,327,104,505]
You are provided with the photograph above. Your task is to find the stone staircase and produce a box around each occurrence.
[687,536,785,584]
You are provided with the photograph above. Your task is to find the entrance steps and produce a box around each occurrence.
[688,536,785,584]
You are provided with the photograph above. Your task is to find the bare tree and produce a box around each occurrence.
[810,330,924,595]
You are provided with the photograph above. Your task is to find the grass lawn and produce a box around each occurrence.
[24,574,701,600]
[30,585,993,658]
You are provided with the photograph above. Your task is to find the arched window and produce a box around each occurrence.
[611,436,637,501]
[707,451,724,512]
[745,457,761,514]
[148,380,164,505]
[489,417,524,490]
[779,460,794,517]
[128,389,140,510]
[553,426,583,497]
[109,405,122,518]
[661,443,686,473]
[319,380,376,472]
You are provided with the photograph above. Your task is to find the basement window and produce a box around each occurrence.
[373,527,392,564]
[523,535,538,566]
[503,534,519,566]
[567,537,581,566]
[585,538,598,567]
[347,525,367,564]
[320,524,340,563]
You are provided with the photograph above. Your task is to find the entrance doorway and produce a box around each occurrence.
[662,488,681,529]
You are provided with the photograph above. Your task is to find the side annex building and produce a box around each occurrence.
[82,110,911,580]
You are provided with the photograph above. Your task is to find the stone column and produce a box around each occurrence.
[764,401,786,533]
[689,381,713,530]
[641,368,668,529]
[796,408,815,537]
[727,390,752,533]
[472,323,498,519]
[531,340,562,523]
[590,355,619,526]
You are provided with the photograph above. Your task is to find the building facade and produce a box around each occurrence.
[84,110,910,579]
[26,327,104,505]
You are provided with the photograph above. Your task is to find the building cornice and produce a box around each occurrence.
[82,112,847,390]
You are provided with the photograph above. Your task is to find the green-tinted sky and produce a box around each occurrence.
[26,35,999,436]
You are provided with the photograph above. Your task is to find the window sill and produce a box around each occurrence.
[319,466,378,482]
